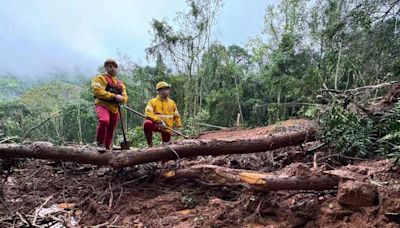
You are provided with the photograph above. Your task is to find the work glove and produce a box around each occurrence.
[158,121,167,130]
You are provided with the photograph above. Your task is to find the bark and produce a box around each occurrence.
[0,127,316,168]
[163,165,339,191]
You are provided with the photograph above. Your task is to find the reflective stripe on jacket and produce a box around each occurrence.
[144,95,181,128]
[91,74,128,113]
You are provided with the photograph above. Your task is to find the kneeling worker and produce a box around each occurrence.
[143,81,182,147]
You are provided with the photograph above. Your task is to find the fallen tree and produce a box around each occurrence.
[163,165,339,191]
[0,127,316,168]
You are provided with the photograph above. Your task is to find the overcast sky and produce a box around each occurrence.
[0,0,276,78]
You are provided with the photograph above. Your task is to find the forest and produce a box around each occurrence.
[0,0,399,227]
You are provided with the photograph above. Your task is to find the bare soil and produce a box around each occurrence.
[198,119,315,140]
[1,119,399,227]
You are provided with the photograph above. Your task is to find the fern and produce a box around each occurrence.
[319,102,400,158]
[376,102,400,157]
[319,105,374,157]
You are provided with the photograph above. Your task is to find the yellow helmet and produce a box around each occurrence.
[156,81,170,90]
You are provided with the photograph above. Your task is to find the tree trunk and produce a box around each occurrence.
[163,165,339,191]
[0,127,316,168]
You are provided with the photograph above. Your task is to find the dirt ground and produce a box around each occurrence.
[1,119,400,227]
[197,119,315,140]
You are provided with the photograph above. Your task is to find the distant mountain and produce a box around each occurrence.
[0,72,93,101]
[0,76,31,101]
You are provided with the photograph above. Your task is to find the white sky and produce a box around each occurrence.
[0,0,276,78]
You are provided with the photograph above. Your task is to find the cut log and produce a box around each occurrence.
[0,142,114,166]
[0,127,316,168]
[163,165,340,191]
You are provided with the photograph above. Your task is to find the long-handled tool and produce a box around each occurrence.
[122,105,189,139]
[118,106,130,150]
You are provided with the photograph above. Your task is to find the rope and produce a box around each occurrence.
[165,144,181,170]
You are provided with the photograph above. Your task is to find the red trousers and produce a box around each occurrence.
[95,105,119,149]
[143,119,171,146]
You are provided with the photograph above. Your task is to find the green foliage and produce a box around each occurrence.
[116,126,160,149]
[0,76,30,101]
[205,90,237,127]
[376,102,400,157]
[319,102,400,158]
[1,0,399,150]
[319,106,374,157]
[0,80,95,144]
[58,103,97,143]
[0,101,31,137]
[302,106,318,119]
[186,109,210,135]
[20,81,83,112]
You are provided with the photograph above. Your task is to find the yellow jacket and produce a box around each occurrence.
[145,95,182,128]
[91,74,128,113]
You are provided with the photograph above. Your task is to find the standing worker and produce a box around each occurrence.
[91,58,128,152]
[143,82,182,147]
